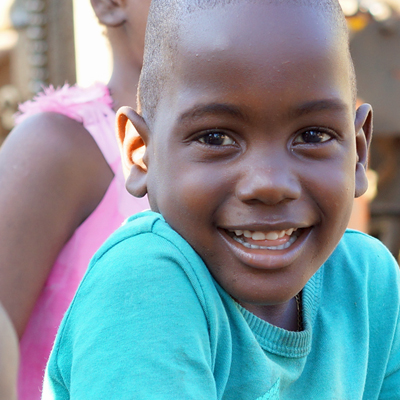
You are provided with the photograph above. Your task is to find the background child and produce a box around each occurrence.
[0,0,151,398]
[0,302,18,400]
[43,0,400,398]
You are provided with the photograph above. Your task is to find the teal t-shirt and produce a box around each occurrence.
[42,211,400,399]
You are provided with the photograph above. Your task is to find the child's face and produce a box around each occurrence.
[126,4,371,311]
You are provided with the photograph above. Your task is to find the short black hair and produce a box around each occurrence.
[138,0,356,126]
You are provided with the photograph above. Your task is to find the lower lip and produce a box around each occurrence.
[219,227,311,270]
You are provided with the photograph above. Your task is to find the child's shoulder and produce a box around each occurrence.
[337,229,396,263]
[86,210,209,284]
[55,210,219,353]
[327,229,399,291]
[92,210,193,262]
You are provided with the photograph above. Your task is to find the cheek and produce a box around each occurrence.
[153,157,228,223]
[306,158,355,228]
[177,172,226,215]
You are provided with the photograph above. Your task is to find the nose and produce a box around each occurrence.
[235,152,301,206]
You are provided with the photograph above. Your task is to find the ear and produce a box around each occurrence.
[116,106,150,198]
[90,0,127,27]
[354,103,373,198]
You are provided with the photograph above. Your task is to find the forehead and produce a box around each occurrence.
[152,2,352,131]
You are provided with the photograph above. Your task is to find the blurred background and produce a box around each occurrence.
[0,0,400,260]
[0,0,112,145]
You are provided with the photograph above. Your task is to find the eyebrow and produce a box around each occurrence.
[178,103,247,123]
[177,99,348,124]
[290,99,348,118]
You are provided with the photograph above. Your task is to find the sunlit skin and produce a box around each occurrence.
[119,3,372,330]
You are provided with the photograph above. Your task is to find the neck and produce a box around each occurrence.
[106,28,143,112]
[108,63,141,112]
[241,296,300,331]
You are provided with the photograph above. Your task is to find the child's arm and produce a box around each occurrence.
[0,112,113,337]
[0,302,18,400]
[43,232,222,399]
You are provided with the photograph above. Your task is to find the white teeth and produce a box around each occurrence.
[229,227,300,250]
[232,231,298,250]
[251,231,265,240]
[265,231,279,240]
[231,228,297,241]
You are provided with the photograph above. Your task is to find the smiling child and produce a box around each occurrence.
[42,0,400,398]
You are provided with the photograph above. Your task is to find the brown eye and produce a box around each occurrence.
[294,129,332,144]
[198,131,235,146]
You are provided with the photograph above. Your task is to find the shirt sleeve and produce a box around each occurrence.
[43,232,219,399]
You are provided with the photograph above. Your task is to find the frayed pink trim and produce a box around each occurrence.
[14,83,113,125]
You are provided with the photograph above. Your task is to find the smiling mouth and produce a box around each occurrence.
[226,228,301,250]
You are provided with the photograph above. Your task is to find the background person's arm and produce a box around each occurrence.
[0,112,113,337]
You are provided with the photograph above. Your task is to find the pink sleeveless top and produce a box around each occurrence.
[14,83,149,399]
